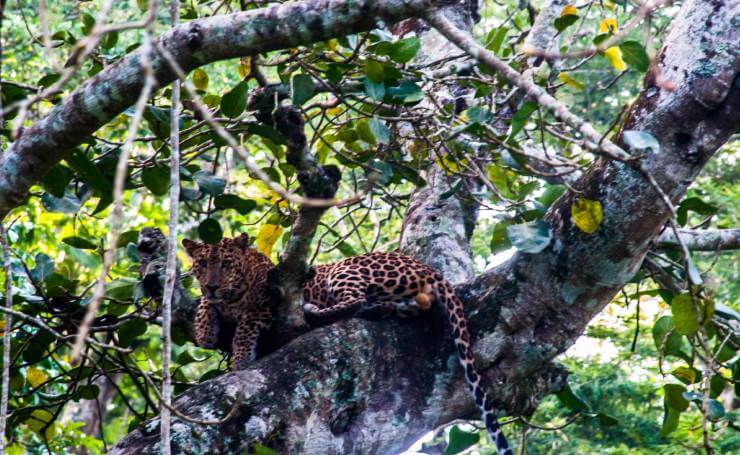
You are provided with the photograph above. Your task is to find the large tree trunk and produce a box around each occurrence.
[110,0,739,453]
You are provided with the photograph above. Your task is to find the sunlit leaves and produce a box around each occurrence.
[198,218,223,244]
[367,37,421,64]
[559,72,584,90]
[619,41,650,72]
[652,315,685,357]
[368,117,390,144]
[62,236,97,250]
[220,81,249,118]
[192,68,209,91]
[364,59,385,83]
[602,46,626,71]
[485,26,508,54]
[26,367,47,388]
[663,384,689,411]
[671,293,713,336]
[571,198,603,234]
[507,219,552,253]
[255,224,282,257]
[598,18,618,34]
[554,5,579,32]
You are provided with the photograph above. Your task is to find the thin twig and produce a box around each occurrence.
[70,6,158,363]
[0,225,12,453]
[161,0,180,452]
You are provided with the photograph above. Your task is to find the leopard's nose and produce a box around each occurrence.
[205,284,219,293]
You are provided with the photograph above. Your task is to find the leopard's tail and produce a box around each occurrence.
[436,280,512,455]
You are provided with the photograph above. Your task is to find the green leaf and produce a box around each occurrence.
[116,230,140,248]
[220,81,249,118]
[554,14,579,32]
[490,222,512,253]
[556,384,591,411]
[389,37,421,63]
[507,219,552,254]
[194,171,226,196]
[444,425,480,455]
[709,375,726,398]
[364,77,385,101]
[42,165,71,198]
[143,105,172,140]
[141,165,170,196]
[41,191,82,214]
[247,124,287,145]
[571,198,603,234]
[192,68,209,91]
[385,81,423,104]
[622,130,660,153]
[619,41,650,72]
[291,74,315,106]
[117,318,147,347]
[253,444,279,455]
[31,254,54,283]
[485,26,508,54]
[368,117,390,145]
[664,384,689,411]
[76,384,100,400]
[652,315,684,357]
[671,366,701,384]
[486,164,513,199]
[38,73,61,88]
[538,184,566,207]
[707,399,726,420]
[671,293,700,336]
[214,194,257,215]
[105,278,137,301]
[198,218,223,244]
[660,405,680,436]
[364,59,385,83]
[65,150,113,194]
[676,197,717,226]
[507,101,537,141]
[597,413,618,426]
[62,236,98,250]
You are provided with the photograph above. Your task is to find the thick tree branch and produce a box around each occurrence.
[0,0,447,219]
[655,228,740,251]
[114,0,738,452]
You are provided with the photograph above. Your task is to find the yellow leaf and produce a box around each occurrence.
[558,72,584,91]
[571,198,603,234]
[599,18,618,34]
[26,367,48,388]
[560,4,578,16]
[192,68,209,91]
[326,39,338,52]
[255,224,282,257]
[602,46,626,71]
[27,409,56,440]
[238,57,251,79]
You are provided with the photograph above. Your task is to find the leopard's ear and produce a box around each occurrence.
[234,233,251,250]
[182,239,202,256]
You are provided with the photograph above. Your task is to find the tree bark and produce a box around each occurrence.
[110,0,739,453]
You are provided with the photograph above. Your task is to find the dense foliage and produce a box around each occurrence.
[0,1,736,453]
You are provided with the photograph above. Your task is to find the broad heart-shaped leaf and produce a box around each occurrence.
[368,117,390,144]
[291,74,315,106]
[389,37,421,63]
[671,293,700,336]
[602,46,626,71]
[556,383,591,411]
[622,130,660,153]
[214,194,257,215]
[444,425,480,455]
[364,77,385,101]
[141,165,170,196]
[385,81,423,104]
[198,218,223,244]
[652,315,684,357]
[364,59,385,83]
[571,198,603,234]
[619,41,650,72]
[220,80,249,118]
[194,171,226,196]
[676,197,717,226]
[117,318,147,347]
[664,383,689,411]
[62,236,97,250]
[554,13,578,32]
[105,278,137,301]
[507,219,552,254]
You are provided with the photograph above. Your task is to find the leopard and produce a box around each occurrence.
[183,235,511,455]
[182,233,274,370]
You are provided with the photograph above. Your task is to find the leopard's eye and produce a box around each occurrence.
[197,259,207,267]
[222,259,232,268]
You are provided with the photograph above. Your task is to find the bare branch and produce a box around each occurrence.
[655,228,740,251]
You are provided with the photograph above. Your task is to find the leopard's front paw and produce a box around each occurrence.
[303,303,320,315]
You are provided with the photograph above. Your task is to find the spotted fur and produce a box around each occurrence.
[303,251,511,455]
[182,234,273,370]
[182,237,510,453]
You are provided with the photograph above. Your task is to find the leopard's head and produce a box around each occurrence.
[182,233,251,304]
